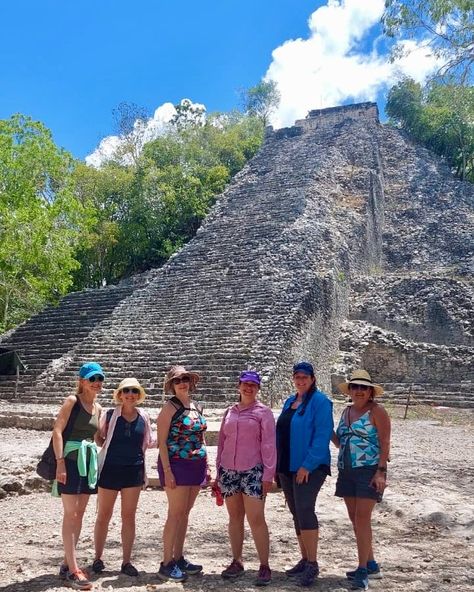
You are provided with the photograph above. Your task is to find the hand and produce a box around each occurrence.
[56,459,67,484]
[295,467,310,484]
[262,480,273,497]
[370,471,387,493]
[164,470,176,489]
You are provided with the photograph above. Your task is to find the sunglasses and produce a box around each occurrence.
[172,376,191,385]
[121,387,141,395]
[87,375,104,383]
[349,384,370,391]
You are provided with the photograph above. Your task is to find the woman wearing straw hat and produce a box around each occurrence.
[157,365,207,583]
[92,377,155,578]
[333,369,391,591]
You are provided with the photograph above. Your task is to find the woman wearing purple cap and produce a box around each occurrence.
[276,362,333,587]
[51,361,105,591]
[216,370,276,586]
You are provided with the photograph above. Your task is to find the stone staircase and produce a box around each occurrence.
[1,103,473,409]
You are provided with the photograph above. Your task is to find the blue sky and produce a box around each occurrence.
[0,1,437,162]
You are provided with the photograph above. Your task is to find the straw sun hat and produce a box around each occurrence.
[113,377,147,404]
[338,369,384,397]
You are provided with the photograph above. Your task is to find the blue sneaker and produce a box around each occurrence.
[347,561,382,580]
[158,561,188,582]
[176,556,203,575]
[350,567,369,590]
[297,561,319,587]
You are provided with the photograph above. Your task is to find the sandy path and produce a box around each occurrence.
[0,408,473,592]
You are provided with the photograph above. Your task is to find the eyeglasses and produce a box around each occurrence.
[172,376,191,385]
[122,387,140,395]
[349,384,370,391]
[88,375,104,383]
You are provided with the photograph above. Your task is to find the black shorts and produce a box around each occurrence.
[335,466,383,502]
[98,463,145,490]
[58,457,98,495]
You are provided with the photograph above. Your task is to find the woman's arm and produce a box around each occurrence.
[215,409,229,474]
[52,395,76,484]
[157,403,176,489]
[331,431,340,448]
[94,403,105,446]
[260,407,276,494]
[370,404,391,492]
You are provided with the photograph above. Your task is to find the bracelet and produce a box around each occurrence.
[164,467,172,472]
[377,466,387,473]
[56,457,65,461]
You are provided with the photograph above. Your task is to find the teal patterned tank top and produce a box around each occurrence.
[336,408,380,469]
[167,405,207,460]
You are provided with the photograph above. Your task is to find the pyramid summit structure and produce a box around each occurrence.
[1,103,473,408]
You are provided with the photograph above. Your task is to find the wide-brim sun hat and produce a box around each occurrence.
[113,377,147,404]
[163,365,200,395]
[338,369,384,397]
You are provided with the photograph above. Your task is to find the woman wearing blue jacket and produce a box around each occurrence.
[276,362,333,587]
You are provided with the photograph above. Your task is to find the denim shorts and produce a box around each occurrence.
[218,464,264,499]
[335,465,383,502]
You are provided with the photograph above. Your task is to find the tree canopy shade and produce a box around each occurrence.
[386,78,474,181]
[383,0,474,82]
[0,115,87,331]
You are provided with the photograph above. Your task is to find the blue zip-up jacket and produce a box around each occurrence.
[278,389,334,472]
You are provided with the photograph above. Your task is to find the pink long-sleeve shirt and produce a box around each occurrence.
[216,400,276,482]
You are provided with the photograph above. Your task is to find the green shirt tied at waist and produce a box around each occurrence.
[52,439,98,497]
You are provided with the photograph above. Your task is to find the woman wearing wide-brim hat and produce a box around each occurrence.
[93,377,155,578]
[332,370,391,591]
[157,365,207,583]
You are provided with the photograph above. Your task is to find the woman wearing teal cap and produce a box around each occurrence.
[52,361,105,591]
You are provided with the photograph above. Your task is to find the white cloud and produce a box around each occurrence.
[266,0,442,128]
[86,100,205,168]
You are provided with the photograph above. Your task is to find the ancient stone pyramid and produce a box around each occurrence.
[1,103,473,407]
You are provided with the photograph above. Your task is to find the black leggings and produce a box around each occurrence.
[278,469,327,534]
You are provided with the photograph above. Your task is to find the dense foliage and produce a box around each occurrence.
[383,0,474,82]
[0,105,266,331]
[386,78,474,181]
[0,115,88,331]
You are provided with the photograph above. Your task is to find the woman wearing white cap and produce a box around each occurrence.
[333,369,391,591]
[92,377,155,578]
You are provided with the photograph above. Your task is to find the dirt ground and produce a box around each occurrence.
[0,404,473,592]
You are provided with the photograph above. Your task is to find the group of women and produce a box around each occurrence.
[51,360,391,592]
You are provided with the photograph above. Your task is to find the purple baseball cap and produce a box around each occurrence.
[239,370,261,385]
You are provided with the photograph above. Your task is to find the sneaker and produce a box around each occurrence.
[158,560,188,582]
[221,559,245,579]
[65,569,93,590]
[255,564,272,586]
[297,561,319,587]
[59,564,69,580]
[286,558,307,577]
[350,567,369,591]
[176,556,203,575]
[92,558,105,573]
[347,561,382,580]
[121,562,139,576]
